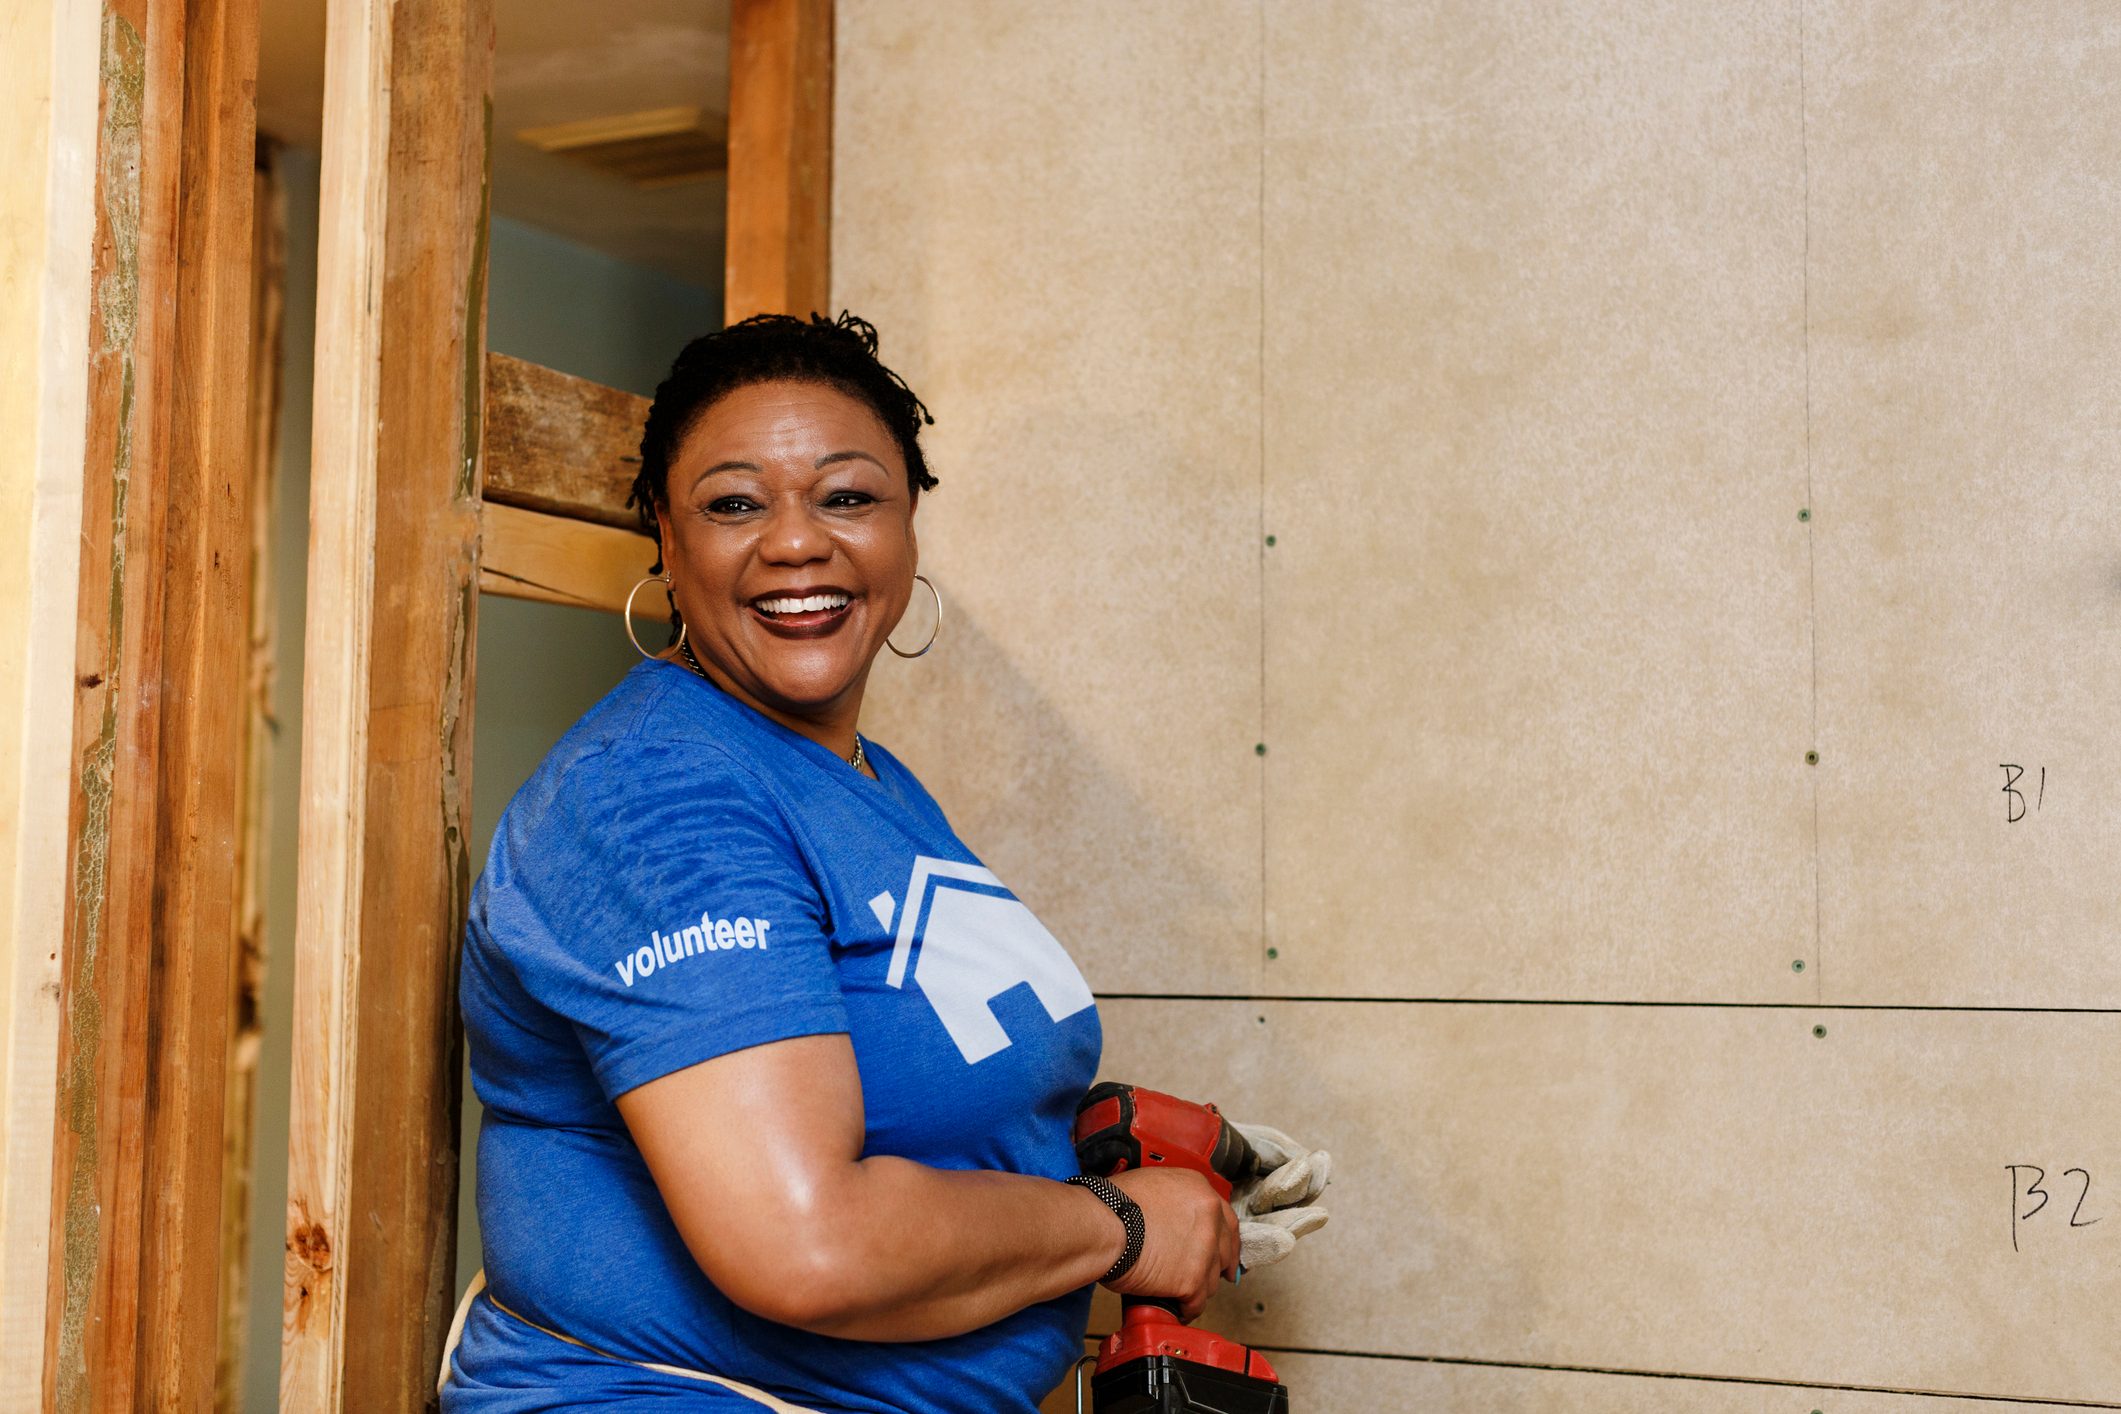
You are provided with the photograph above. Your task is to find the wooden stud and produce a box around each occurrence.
[482,352,649,531]
[726,0,834,321]
[0,0,100,1406]
[215,142,287,1412]
[43,2,187,1406]
[130,0,259,1404]
[281,0,493,1407]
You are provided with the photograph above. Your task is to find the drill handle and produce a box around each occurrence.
[1074,1081,1262,1198]
[1121,1293,1187,1320]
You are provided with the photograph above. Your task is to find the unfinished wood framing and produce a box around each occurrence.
[726,0,834,321]
[40,0,266,1404]
[479,351,659,616]
[42,3,187,1401]
[281,0,494,1407]
[482,352,648,529]
[215,142,288,1412]
[480,503,662,619]
[0,1,100,1406]
[33,0,261,1405]
[130,0,261,1404]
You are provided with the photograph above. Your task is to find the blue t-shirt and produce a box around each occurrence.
[445,660,1104,1413]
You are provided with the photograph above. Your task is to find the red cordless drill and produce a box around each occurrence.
[1073,1082,1291,1414]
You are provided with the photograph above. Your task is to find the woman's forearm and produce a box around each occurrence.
[740,1158,1121,1341]
[619,1035,1202,1342]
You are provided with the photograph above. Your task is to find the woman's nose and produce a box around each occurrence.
[757,499,831,565]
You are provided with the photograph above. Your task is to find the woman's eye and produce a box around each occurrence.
[706,496,758,515]
[824,491,875,509]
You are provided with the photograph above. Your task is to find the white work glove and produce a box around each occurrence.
[1229,1121,1332,1272]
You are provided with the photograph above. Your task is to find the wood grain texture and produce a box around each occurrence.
[479,502,663,620]
[216,147,286,1414]
[282,0,492,1408]
[0,0,100,1406]
[726,0,832,321]
[279,0,392,1394]
[131,0,258,1405]
[44,4,186,1407]
[1098,999,2121,1407]
[481,351,647,531]
[1805,3,2121,1007]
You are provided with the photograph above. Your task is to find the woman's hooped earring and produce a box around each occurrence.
[623,572,687,660]
[887,574,942,659]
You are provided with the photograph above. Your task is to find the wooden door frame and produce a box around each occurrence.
[278,1,834,1408]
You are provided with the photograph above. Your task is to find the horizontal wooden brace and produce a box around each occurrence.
[478,501,667,621]
[481,352,647,532]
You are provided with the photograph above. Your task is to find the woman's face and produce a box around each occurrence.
[657,379,918,732]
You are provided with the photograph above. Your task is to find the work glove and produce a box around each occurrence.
[1229,1121,1332,1272]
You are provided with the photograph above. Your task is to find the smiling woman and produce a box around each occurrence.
[641,317,934,771]
[437,314,1265,1413]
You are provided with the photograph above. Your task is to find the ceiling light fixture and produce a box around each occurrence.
[515,105,726,189]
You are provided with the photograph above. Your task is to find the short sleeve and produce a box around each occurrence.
[480,739,849,1100]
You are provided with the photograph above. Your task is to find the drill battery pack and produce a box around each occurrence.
[1087,1305,1289,1414]
[1089,1354,1290,1414]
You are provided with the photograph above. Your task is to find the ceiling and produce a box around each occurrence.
[257,0,730,288]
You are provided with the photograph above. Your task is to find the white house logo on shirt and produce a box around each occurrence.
[867,857,1093,1064]
[615,911,771,988]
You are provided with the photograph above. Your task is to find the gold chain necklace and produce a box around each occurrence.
[677,641,866,773]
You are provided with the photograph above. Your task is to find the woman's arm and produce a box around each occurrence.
[616,1033,1238,1342]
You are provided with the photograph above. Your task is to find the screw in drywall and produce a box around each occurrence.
[1255,742,1268,756]
[1265,534,1277,547]
[1805,750,1819,765]
[1812,1024,1828,1039]
[1791,959,1806,973]
[1798,508,1812,522]
[1257,1015,1267,1025]
[1267,947,1280,960]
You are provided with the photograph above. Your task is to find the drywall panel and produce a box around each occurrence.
[1259,2,1815,999]
[834,1,1265,994]
[1097,999,2121,1406]
[1168,1353,2077,1414]
[1806,5,2121,1007]
[1042,1345,2082,1413]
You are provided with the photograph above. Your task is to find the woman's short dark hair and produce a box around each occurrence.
[628,311,936,558]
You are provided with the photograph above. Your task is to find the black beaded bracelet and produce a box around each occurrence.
[1066,1174,1145,1283]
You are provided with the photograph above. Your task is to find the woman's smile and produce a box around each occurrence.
[748,585,858,635]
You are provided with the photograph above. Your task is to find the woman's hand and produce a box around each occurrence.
[1104,1169,1240,1320]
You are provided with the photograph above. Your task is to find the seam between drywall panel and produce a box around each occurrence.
[1256,0,1269,994]
[1797,0,1823,1006]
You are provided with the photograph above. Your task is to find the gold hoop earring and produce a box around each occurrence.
[623,573,686,660]
[887,574,942,659]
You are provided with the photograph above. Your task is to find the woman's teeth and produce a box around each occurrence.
[757,593,851,616]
